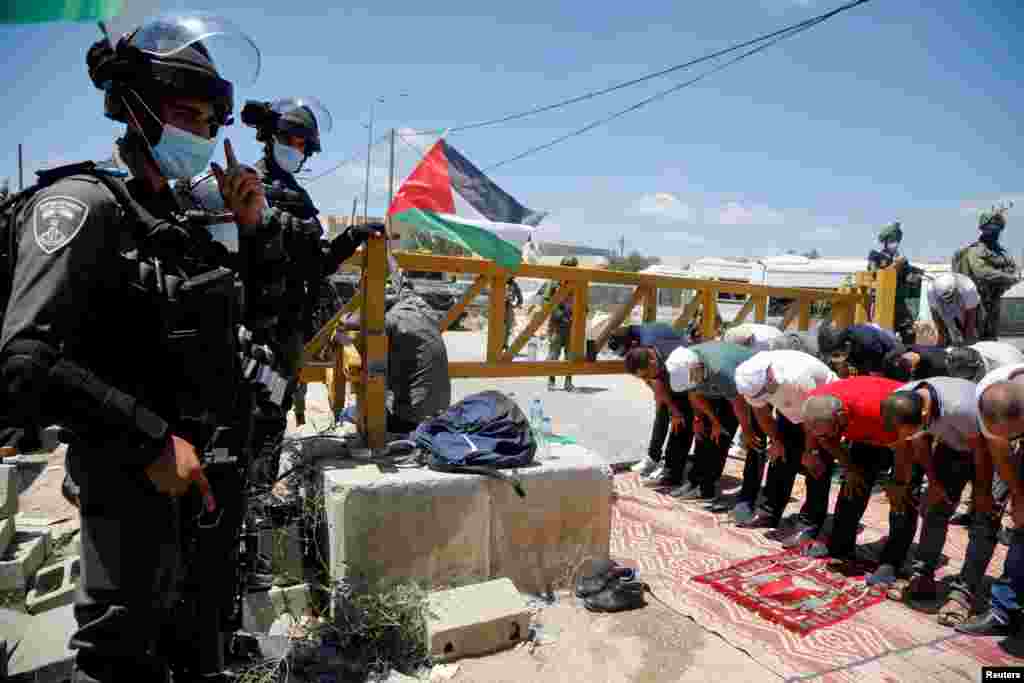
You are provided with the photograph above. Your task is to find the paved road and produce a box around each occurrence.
[443,331,653,469]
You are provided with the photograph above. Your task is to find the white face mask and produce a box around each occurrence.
[151,124,217,180]
[272,140,304,173]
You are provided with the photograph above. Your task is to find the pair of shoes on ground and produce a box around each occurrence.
[547,381,575,392]
[575,559,647,613]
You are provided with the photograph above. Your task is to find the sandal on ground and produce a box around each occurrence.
[885,579,911,602]
[937,589,973,627]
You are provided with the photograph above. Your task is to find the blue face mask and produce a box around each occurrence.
[151,124,216,180]
[273,141,304,174]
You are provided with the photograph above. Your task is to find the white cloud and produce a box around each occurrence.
[713,202,786,226]
[628,192,695,222]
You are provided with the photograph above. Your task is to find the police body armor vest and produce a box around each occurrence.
[0,162,244,442]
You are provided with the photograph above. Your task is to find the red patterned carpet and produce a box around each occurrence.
[610,462,1018,681]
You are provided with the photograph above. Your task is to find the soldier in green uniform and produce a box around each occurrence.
[867,222,924,344]
[955,208,1018,341]
[541,256,579,391]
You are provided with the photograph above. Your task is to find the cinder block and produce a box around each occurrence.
[322,462,491,590]
[6,604,76,681]
[486,444,613,595]
[0,465,16,519]
[0,517,13,558]
[0,530,51,592]
[427,578,530,662]
[25,555,80,615]
[242,582,312,634]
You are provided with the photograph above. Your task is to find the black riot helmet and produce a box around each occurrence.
[242,97,332,156]
[87,12,261,138]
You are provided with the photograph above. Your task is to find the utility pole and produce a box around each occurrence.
[363,101,375,227]
[18,144,23,191]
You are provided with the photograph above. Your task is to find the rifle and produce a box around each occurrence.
[174,323,289,678]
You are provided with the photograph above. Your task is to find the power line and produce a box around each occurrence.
[483,1,868,172]
[304,133,391,183]
[406,0,872,138]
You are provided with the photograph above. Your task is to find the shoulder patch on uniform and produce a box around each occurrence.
[34,195,89,254]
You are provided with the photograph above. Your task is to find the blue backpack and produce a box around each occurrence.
[413,390,536,497]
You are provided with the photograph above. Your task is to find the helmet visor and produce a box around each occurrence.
[131,12,261,88]
[271,96,333,137]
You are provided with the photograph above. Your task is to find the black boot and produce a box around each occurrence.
[583,578,647,613]
[574,560,634,598]
[956,609,1018,637]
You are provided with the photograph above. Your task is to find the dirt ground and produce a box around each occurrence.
[13,446,80,542]
[447,590,775,683]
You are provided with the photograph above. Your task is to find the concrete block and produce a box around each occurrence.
[0,530,51,592]
[242,582,312,634]
[0,517,13,558]
[320,445,612,594]
[487,444,613,594]
[7,604,76,681]
[427,577,529,662]
[0,465,16,519]
[25,555,80,615]
[323,462,491,590]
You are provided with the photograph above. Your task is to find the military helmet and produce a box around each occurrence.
[980,211,1007,230]
[560,256,579,267]
[878,221,903,243]
[271,97,332,155]
[87,12,260,137]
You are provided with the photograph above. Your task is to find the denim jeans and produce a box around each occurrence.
[899,444,1000,595]
[992,528,1024,622]
[991,455,1024,622]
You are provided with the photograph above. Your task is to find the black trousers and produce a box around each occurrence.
[70,447,245,682]
[760,414,834,528]
[735,403,768,508]
[69,450,181,682]
[658,398,695,485]
[690,397,740,498]
[827,443,893,559]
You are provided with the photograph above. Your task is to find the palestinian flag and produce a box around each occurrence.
[1,1,124,24]
[388,139,547,269]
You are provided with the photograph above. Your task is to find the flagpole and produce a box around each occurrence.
[387,128,396,232]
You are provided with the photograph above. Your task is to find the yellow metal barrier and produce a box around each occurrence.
[301,246,900,450]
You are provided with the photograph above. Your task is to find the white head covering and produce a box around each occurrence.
[735,354,773,405]
[932,273,960,304]
[665,347,700,392]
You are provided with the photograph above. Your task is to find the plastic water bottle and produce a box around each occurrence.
[527,337,539,361]
[542,416,552,437]
[529,398,543,431]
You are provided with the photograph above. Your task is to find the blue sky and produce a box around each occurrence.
[1,0,1021,263]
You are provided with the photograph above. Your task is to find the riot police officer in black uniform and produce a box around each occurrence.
[0,14,265,682]
[236,96,380,429]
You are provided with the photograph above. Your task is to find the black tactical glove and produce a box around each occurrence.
[349,222,386,243]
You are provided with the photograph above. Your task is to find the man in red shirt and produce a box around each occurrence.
[801,376,904,559]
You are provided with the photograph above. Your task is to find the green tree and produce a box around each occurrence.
[608,250,661,272]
